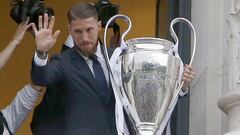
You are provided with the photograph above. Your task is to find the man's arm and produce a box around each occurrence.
[31,53,64,86]
[30,13,61,86]
[1,83,42,133]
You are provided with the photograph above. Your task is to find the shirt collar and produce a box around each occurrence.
[95,42,103,59]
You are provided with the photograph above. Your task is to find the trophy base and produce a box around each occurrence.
[137,123,157,135]
[138,130,154,135]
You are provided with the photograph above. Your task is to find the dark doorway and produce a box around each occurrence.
[156,0,192,135]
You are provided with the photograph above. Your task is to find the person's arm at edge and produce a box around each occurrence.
[0,18,31,69]
[1,83,43,133]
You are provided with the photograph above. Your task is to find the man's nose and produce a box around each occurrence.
[82,33,88,41]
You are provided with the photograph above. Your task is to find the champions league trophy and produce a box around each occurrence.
[103,14,196,135]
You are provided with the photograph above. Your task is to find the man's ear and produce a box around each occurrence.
[67,24,70,32]
[98,21,102,31]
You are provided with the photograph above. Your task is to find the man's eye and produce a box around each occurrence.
[87,28,93,32]
[74,30,81,34]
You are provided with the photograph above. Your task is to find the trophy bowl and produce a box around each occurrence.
[120,37,180,134]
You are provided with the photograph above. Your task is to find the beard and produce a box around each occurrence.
[74,42,97,57]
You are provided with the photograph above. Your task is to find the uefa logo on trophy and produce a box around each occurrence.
[103,14,196,135]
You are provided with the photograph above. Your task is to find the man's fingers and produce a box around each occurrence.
[184,73,194,80]
[43,13,49,29]
[48,16,55,31]
[182,75,192,82]
[38,15,43,30]
[53,30,61,41]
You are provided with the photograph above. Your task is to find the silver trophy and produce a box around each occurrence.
[103,14,196,135]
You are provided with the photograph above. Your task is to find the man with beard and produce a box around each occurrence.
[30,3,117,135]
[30,2,195,135]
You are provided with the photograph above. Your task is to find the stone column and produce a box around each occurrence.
[218,0,240,135]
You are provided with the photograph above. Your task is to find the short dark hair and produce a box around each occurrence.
[67,2,98,22]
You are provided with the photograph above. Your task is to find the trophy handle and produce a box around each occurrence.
[168,17,197,109]
[103,14,132,51]
[103,14,132,84]
[103,14,132,90]
[102,14,140,123]
[103,14,132,82]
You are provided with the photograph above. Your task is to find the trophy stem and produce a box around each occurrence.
[137,123,157,135]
